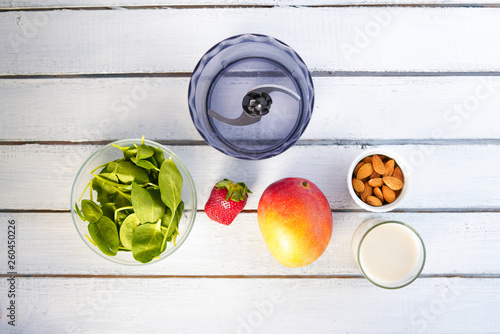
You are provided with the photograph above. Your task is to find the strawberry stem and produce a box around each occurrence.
[216,179,252,202]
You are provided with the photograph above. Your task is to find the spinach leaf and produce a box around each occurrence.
[92,176,115,204]
[119,213,140,250]
[131,220,163,263]
[160,208,172,228]
[177,200,184,216]
[93,173,132,191]
[92,172,132,206]
[111,143,134,155]
[161,201,184,237]
[115,207,134,226]
[101,202,117,221]
[75,202,86,221]
[81,199,103,223]
[136,159,159,171]
[108,161,149,184]
[132,143,155,163]
[153,147,165,167]
[112,191,132,209]
[161,201,184,251]
[147,155,158,167]
[99,171,119,181]
[131,182,166,224]
[88,216,119,256]
[159,159,183,213]
[124,147,138,160]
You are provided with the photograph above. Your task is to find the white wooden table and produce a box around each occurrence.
[1,1,500,333]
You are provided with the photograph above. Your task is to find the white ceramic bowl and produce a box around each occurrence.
[347,149,411,212]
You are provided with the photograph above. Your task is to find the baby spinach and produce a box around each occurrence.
[159,159,183,214]
[88,216,119,256]
[75,202,86,221]
[131,220,164,263]
[101,202,117,221]
[158,159,184,252]
[108,161,149,185]
[132,142,155,163]
[111,143,134,155]
[136,159,158,171]
[111,191,132,209]
[98,171,119,183]
[92,177,115,204]
[153,147,165,166]
[161,201,184,239]
[168,201,184,248]
[81,199,103,223]
[120,213,140,250]
[92,173,132,191]
[124,147,138,159]
[131,182,166,224]
[115,207,134,226]
[76,136,185,263]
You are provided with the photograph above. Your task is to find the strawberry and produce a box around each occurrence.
[205,179,252,225]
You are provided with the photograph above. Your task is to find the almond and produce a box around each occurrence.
[369,171,380,179]
[359,178,370,184]
[353,161,364,176]
[368,177,384,188]
[393,167,403,182]
[356,163,373,180]
[382,185,396,203]
[360,183,373,202]
[363,156,372,163]
[372,155,386,175]
[383,159,395,177]
[373,187,384,201]
[352,178,365,193]
[383,176,403,191]
[367,196,383,207]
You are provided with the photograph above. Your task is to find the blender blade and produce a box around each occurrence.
[208,84,301,126]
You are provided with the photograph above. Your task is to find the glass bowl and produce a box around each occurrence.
[70,139,197,265]
[188,34,314,160]
[352,219,426,289]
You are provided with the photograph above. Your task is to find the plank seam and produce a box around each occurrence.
[3,72,500,79]
[0,274,498,278]
[2,209,500,213]
[0,4,499,12]
[1,139,500,146]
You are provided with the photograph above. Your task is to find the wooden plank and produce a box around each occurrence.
[0,212,499,276]
[0,144,498,211]
[0,0,498,9]
[0,0,498,10]
[2,76,500,142]
[1,0,499,8]
[2,7,500,74]
[0,276,497,333]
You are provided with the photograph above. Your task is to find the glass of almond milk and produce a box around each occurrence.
[352,219,426,289]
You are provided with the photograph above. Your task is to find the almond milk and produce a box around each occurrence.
[352,220,425,289]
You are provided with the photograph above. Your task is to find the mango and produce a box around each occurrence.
[257,178,333,268]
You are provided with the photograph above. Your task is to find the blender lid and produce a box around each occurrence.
[188,34,314,160]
